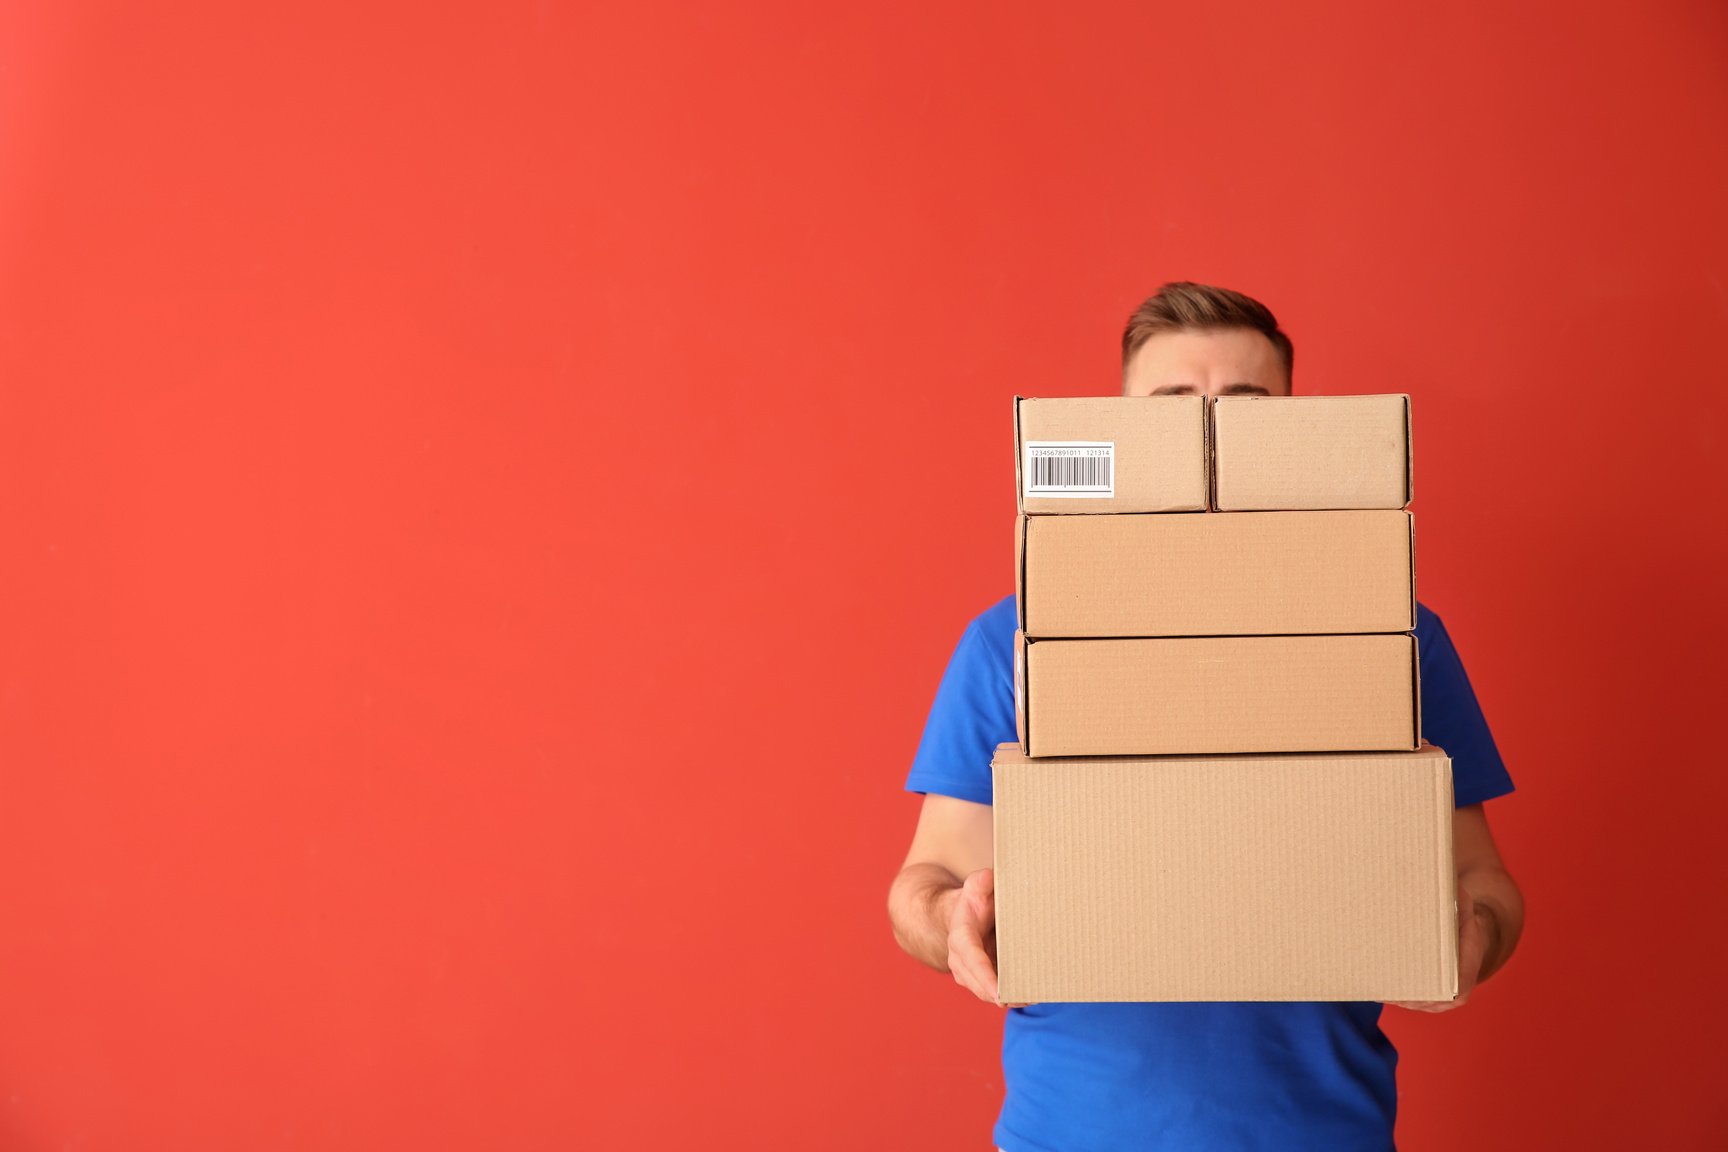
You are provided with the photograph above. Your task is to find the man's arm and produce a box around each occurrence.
[1393,801,1526,1012]
[887,793,1002,1003]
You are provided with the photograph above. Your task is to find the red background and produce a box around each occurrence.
[3,1,1726,1149]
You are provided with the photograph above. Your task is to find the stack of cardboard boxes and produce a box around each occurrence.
[993,395,1457,1004]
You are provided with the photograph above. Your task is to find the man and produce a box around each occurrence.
[887,282,1525,1151]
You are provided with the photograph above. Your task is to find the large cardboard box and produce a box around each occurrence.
[1015,395,1207,514]
[1017,509,1414,638]
[1017,633,1419,757]
[1211,394,1412,511]
[991,742,1458,1003]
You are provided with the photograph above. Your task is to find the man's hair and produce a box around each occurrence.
[1120,281,1294,378]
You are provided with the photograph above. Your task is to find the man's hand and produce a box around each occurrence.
[1388,883,1496,1012]
[1387,803,1524,1013]
[889,796,1030,1008]
[944,868,1001,1003]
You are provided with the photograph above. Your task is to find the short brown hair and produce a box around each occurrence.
[1121,281,1293,378]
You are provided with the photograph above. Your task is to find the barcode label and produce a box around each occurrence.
[1024,441,1114,498]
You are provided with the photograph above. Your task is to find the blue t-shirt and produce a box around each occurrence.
[905,594,1514,1152]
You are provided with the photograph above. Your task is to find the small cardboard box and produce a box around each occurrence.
[991,742,1459,1003]
[1017,509,1415,638]
[1019,633,1419,757]
[1211,394,1412,510]
[1015,395,1207,514]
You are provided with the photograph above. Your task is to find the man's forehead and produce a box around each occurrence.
[1125,329,1290,395]
[1133,327,1278,362]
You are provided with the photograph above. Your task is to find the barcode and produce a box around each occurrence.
[1024,441,1114,498]
[1030,455,1110,489]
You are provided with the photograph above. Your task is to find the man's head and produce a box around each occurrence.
[1121,282,1293,398]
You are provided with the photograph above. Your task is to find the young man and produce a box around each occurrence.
[887,282,1525,1151]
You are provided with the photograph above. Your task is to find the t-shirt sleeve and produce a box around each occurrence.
[1420,610,1515,808]
[904,613,1017,805]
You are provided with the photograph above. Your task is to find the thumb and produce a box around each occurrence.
[964,869,995,915]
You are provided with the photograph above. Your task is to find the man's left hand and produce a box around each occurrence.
[1386,883,1495,1013]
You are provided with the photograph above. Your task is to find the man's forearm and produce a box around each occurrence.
[1462,866,1525,985]
[889,863,963,970]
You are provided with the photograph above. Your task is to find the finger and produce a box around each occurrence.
[953,918,995,981]
[950,926,999,1001]
[950,913,989,958]
[949,948,983,996]
[1386,999,1452,1013]
[1459,897,1481,938]
[950,942,998,1003]
[1455,885,1477,939]
[950,921,998,996]
[963,869,996,921]
[1455,905,1485,998]
[976,961,999,1003]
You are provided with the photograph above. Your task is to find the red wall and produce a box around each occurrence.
[3,2,1725,1149]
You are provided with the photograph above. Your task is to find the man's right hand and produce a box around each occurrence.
[944,868,1001,1003]
[890,795,1029,1007]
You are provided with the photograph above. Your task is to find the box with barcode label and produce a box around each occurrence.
[1015,396,1207,514]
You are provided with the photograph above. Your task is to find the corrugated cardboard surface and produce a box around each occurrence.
[992,742,1458,1003]
[1015,395,1207,513]
[1212,394,1411,510]
[1022,634,1419,756]
[1018,510,1414,637]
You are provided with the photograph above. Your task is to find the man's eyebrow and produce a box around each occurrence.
[1148,384,1201,396]
[1220,383,1271,395]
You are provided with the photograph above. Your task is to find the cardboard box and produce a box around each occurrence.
[1017,510,1415,637]
[1211,394,1412,510]
[991,742,1458,1003]
[1016,395,1207,514]
[1019,633,1419,756]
